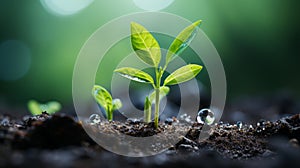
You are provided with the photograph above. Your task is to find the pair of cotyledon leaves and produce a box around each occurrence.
[114,20,203,87]
[28,100,61,115]
[92,85,122,115]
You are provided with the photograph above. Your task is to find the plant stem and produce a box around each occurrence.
[154,69,161,129]
[154,87,160,128]
[144,107,151,123]
[107,110,113,121]
[144,97,151,123]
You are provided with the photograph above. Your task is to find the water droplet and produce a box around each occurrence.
[259,119,266,126]
[176,29,197,55]
[0,117,10,127]
[256,127,262,133]
[179,114,192,123]
[236,121,243,129]
[249,125,253,130]
[127,118,141,124]
[165,118,173,125]
[170,28,198,61]
[197,108,215,125]
[89,114,101,125]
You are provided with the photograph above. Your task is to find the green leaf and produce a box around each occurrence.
[149,86,170,103]
[28,100,61,115]
[112,99,122,111]
[114,67,154,83]
[92,85,113,112]
[44,101,61,114]
[163,64,203,85]
[166,20,201,64]
[131,22,161,67]
[28,100,42,115]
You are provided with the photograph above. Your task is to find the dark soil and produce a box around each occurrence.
[1,111,300,167]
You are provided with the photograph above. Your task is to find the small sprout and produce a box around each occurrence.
[149,86,170,104]
[144,96,151,123]
[28,100,61,115]
[143,86,170,123]
[92,85,122,121]
[115,20,203,128]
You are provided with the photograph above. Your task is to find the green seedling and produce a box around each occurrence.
[28,100,61,115]
[92,85,122,121]
[144,96,151,123]
[115,20,203,128]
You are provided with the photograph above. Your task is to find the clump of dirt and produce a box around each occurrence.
[85,114,300,159]
[0,112,300,167]
[194,114,300,159]
[0,112,95,149]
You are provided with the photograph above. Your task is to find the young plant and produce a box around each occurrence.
[143,86,170,123]
[92,85,122,121]
[28,100,61,115]
[115,21,203,128]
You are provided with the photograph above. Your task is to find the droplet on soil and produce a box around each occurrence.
[164,118,173,125]
[179,114,192,123]
[196,108,215,125]
[289,138,299,148]
[89,114,101,125]
[0,117,10,127]
[237,121,243,129]
[256,127,262,133]
[259,119,266,126]
[126,118,141,124]
[249,124,253,130]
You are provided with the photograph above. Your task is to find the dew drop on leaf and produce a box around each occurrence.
[174,29,197,57]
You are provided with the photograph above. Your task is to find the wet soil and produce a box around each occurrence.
[0,111,300,167]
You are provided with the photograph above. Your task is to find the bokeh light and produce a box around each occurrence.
[0,40,31,81]
[133,0,174,11]
[40,0,94,16]
[0,0,300,105]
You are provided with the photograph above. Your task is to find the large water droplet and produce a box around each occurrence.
[197,108,215,125]
[89,114,101,125]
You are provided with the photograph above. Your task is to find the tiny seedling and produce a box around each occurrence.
[115,20,203,128]
[92,85,122,121]
[28,100,61,115]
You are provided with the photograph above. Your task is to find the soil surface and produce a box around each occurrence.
[0,111,300,167]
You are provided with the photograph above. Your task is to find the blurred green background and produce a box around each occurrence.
[0,0,299,109]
